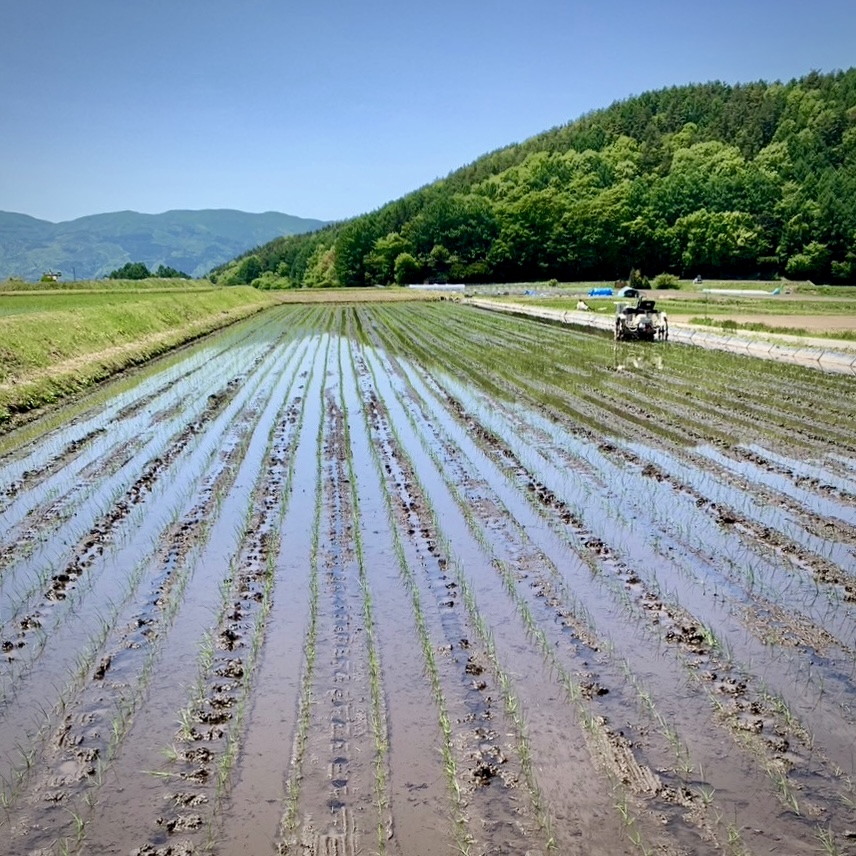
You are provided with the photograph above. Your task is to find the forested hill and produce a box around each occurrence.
[0,209,326,281]
[215,69,856,288]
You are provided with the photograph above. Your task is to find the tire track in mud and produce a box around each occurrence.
[339,334,456,856]
[214,360,326,856]
[277,354,382,856]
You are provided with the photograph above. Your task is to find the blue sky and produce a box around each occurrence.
[2,0,854,223]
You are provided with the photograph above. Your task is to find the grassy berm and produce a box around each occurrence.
[0,281,278,424]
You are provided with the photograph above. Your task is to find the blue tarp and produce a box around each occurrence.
[589,287,614,297]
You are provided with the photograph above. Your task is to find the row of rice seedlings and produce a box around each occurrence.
[738,443,856,508]
[362,334,704,852]
[2,394,273,852]
[586,449,856,712]
[0,543,160,815]
[0,300,299,467]
[488,391,854,653]
[376,306,856,836]
[0,314,305,766]
[412,318,852,660]
[174,341,316,848]
[358,337,592,852]
[428,310,856,836]
[0,348,258,632]
[543,460,845,817]
[419,305,854,474]
[0,454,217,707]
[361,336,566,826]
[0,303,293,532]
[0,322,308,848]
[404,310,852,664]
[344,334,472,855]
[633,443,856,618]
[0,331,296,703]
[466,302,855,445]
[276,331,331,848]
[336,330,391,852]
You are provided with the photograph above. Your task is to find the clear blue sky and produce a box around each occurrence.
[2,0,854,223]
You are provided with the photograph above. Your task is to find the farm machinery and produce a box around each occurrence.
[614,297,669,342]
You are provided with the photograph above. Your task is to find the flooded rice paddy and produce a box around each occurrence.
[1,302,856,856]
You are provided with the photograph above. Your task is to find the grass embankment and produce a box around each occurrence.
[686,316,856,340]
[0,277,219,293]
[0,283,278,423]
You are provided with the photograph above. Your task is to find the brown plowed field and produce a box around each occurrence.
[2,303,856,856]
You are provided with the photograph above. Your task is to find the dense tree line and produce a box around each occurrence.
[213,69,856,287]
[108,262,190,280]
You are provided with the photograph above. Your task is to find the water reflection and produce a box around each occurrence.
[612,342,666,373]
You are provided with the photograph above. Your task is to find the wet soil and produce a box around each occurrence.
[1,303,855,856]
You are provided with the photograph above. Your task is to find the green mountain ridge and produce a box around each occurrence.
[218,69,856,287]
[0,209,327,281]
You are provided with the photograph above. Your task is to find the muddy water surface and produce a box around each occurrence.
[1,303,856,856]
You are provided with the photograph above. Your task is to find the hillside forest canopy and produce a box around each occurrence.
[213,69,856,288]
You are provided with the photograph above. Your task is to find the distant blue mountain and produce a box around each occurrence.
[0,209,327,281]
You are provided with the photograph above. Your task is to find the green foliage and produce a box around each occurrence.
[153,264,190,279]
[217,69,856,286]
[252,270,293,290]
[785,241,831,280]
[108,261,151,280]
[393,252,420,285]
[366,232,411,284]
[671,209,766,274]
[628,269,649,289]
[230,254,263,285]
[652,273,681,289]
[303,245,338,288]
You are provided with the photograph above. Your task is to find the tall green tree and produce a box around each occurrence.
[108,261,151,280]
